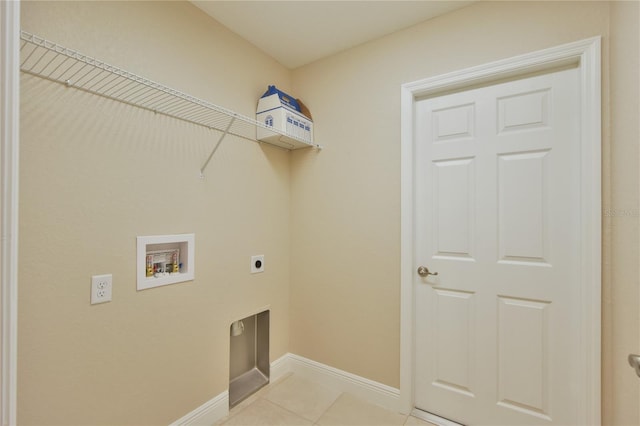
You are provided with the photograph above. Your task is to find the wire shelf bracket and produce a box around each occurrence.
[19,31,322,176]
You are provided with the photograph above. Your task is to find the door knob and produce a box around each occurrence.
[629,354,640,378]
[417,266,438,277]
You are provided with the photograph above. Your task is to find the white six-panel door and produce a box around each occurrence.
[414,66,581,425]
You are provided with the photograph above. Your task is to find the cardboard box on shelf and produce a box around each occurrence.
[256,85,313,147]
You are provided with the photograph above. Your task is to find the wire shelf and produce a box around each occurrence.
[19,31,320,175]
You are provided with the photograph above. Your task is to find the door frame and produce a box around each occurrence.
[1,1,20,425]
[400,37,601,424]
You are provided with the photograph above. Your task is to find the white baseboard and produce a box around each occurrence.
[270,352,292,383]
[172,353,401,425]
[285,353,401,412]
[170,390,229,426]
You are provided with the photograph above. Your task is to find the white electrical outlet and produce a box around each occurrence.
[251,255,265,274]
[91,274,112,305]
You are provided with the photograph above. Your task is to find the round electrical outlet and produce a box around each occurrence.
[251,255,265,273]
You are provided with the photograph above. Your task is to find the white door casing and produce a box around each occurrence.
[400,38,601,425]
[1,1,20,425]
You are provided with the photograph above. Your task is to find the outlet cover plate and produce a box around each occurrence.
[91,274,112,304]
[251,255,265,274]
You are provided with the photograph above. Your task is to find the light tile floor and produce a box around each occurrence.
[217,373,437,426]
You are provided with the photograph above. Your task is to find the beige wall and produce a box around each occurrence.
[19,1,293,424]
[17,1,640,425]
[290,1,639,424]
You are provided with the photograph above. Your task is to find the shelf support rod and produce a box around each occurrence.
[199,116,236,178]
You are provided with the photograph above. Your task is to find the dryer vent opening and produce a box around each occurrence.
[229,310,269,407]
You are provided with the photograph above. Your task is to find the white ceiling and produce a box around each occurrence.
[192,1,473,69]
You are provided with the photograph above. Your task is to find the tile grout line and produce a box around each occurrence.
[261,383,345,424]
[221,372,420,426]
[257,397,313,425]
[222,372,295,424]
[311,390,344,426]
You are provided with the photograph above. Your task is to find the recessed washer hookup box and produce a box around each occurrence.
[256,85,313,145]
